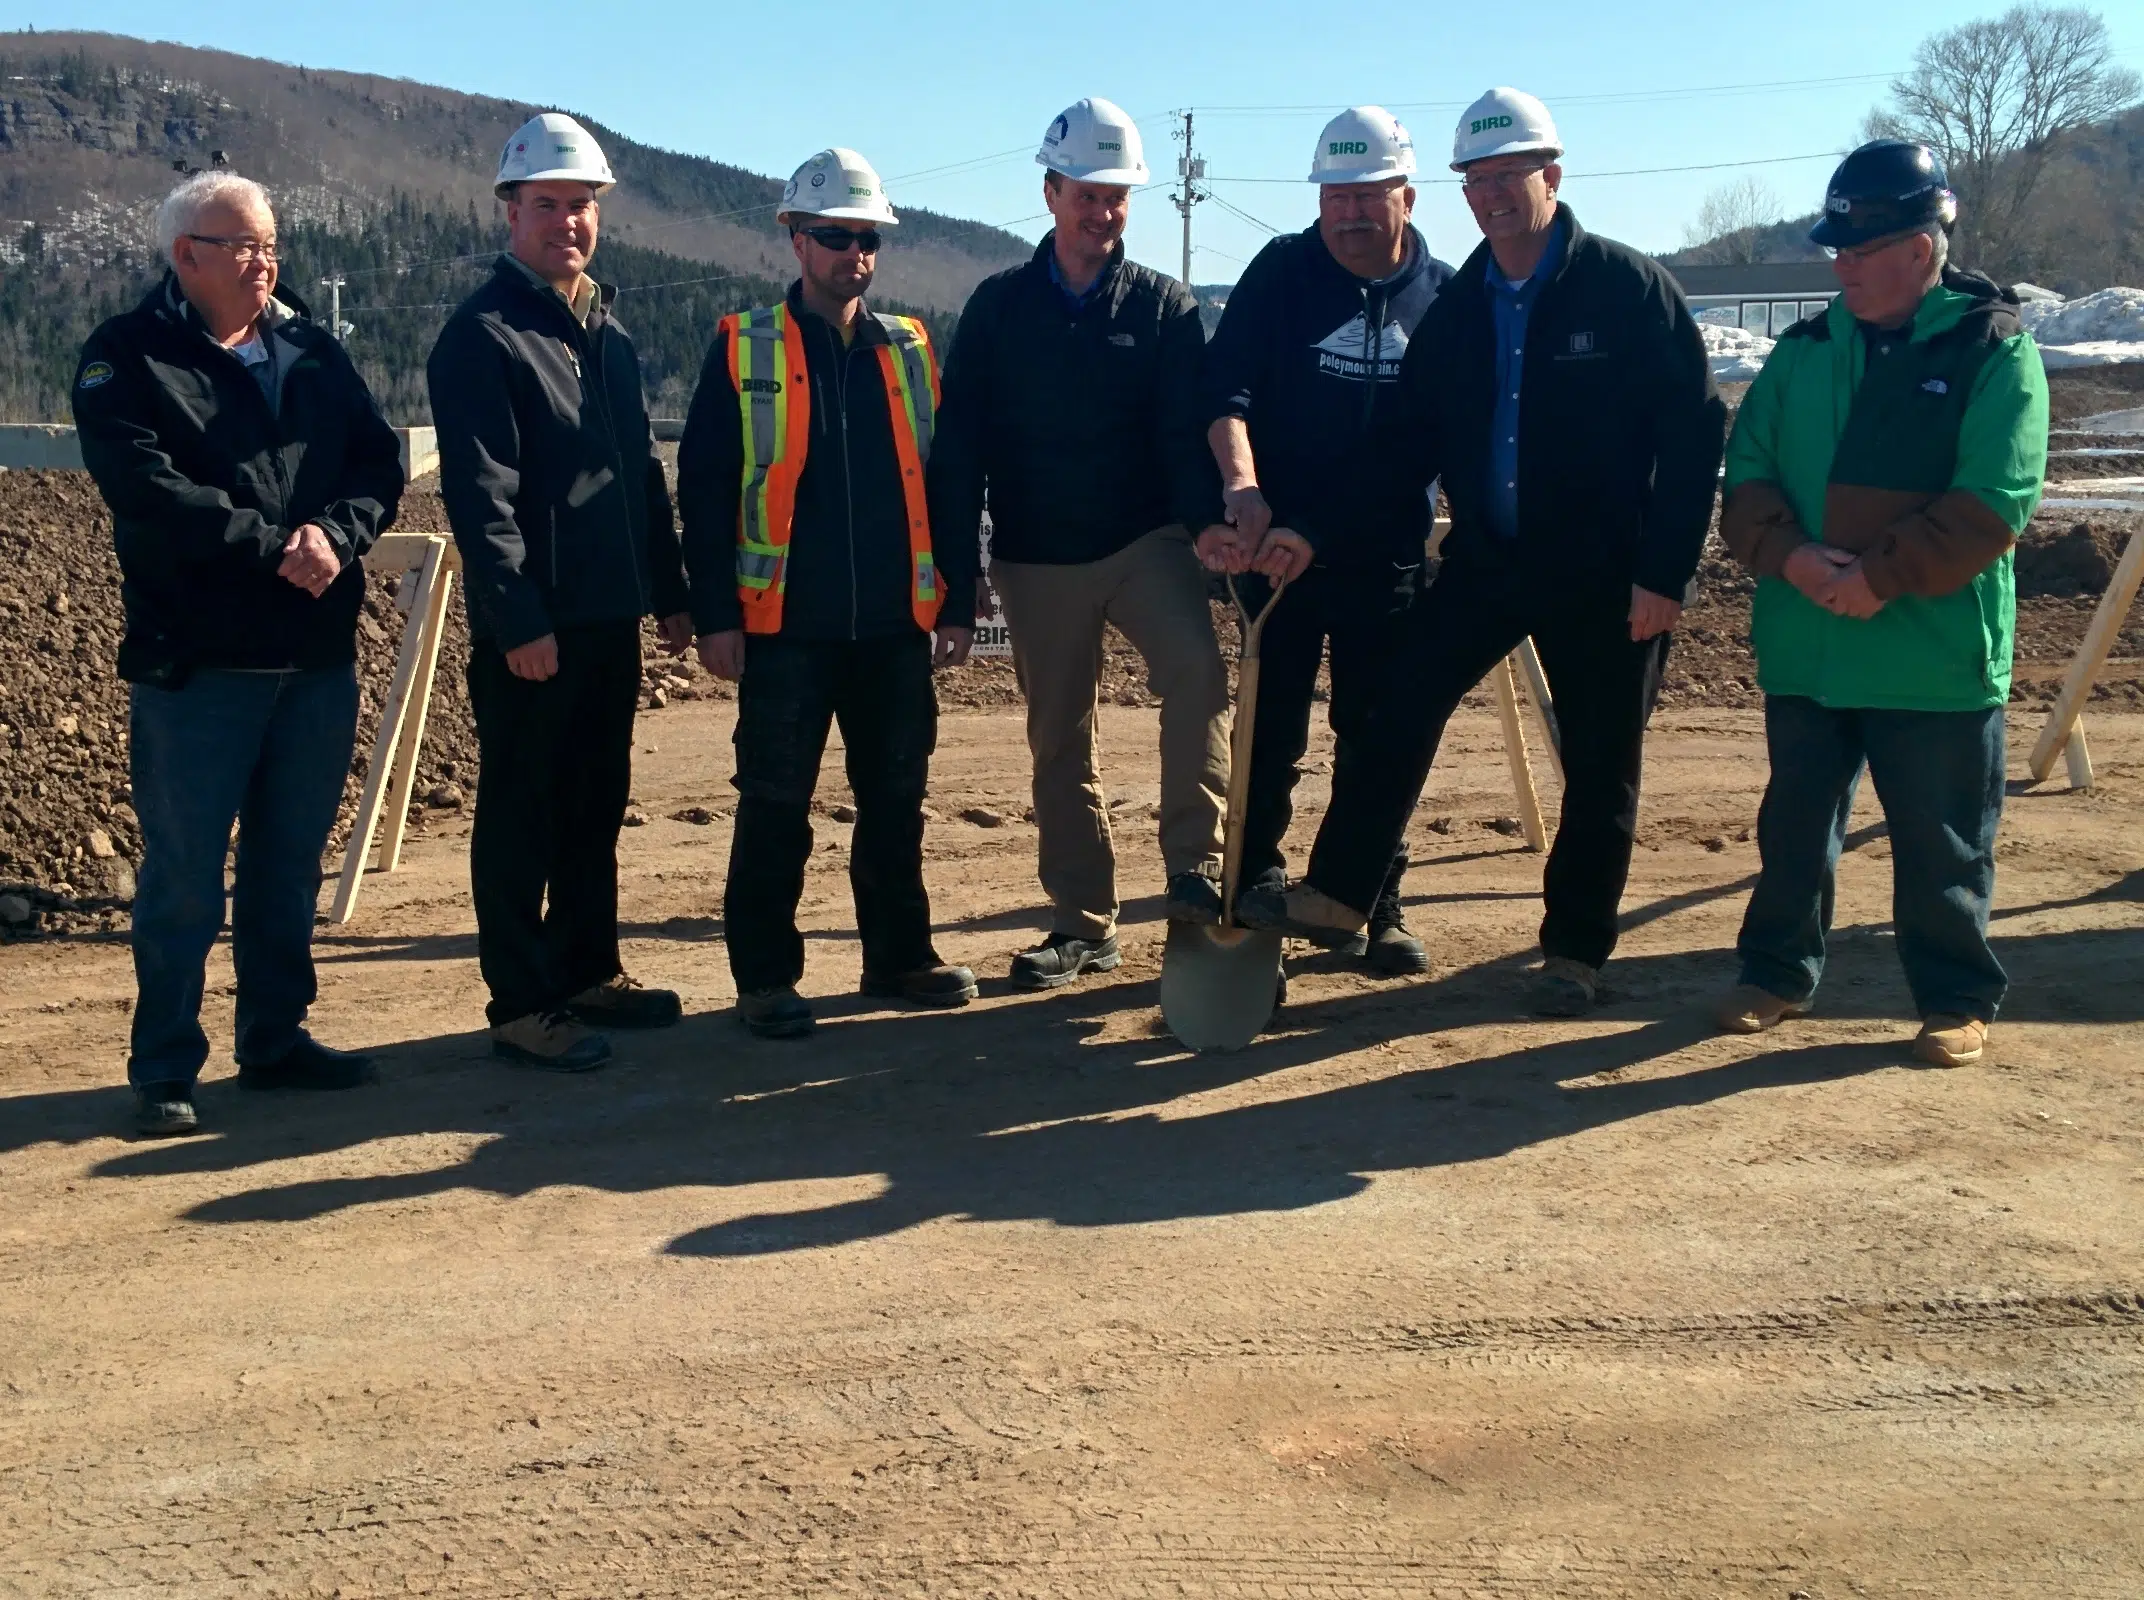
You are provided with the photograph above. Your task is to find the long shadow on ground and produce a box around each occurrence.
[4,890,2132,1252]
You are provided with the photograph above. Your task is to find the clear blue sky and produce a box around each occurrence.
[9,0,2142,280]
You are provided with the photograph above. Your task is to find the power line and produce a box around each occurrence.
[1205,149,1845,185]
[1207,193,1281,234]
[1187,68,1905,118]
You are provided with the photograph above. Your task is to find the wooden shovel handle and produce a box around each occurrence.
[1219,573,1288,926]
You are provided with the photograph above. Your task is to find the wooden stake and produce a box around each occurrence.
[1512,638,1562,782]
[379,565,455,873]
[330,538,444,923]
[1493,656,1549,852]
[2030,526,2144,785]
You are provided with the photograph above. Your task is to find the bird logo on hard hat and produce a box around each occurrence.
[1049,115,1068,143]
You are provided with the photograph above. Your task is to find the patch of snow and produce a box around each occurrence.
[2010,281,2065,304]
[1703,323,1774,381]
[2066,408,2144,436]
[2020,287,2144,343]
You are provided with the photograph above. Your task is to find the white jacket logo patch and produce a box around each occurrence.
[1312,312,1408,381]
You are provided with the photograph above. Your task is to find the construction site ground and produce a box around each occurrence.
[4,688,2142,1598]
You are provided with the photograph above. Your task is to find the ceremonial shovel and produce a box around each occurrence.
[1161,573,1288,1051]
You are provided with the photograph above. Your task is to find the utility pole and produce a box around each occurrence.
[318,272,349,341]
[1172,109,1207,287]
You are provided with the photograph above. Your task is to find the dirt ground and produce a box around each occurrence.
[3,690,2141,1597]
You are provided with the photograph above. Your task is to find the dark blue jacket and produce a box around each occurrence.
[1202,223,1451,566]
[428,257,687,648]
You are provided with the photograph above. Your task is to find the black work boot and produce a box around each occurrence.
[862,962,979,1008]
[1352,872,1428,977]
[568,973,684,1029]
[1164,868,1224,925]
[737,986,816,1039]
[238,1035,378,1091]
[133,1083,200,1137]
[1009,933,1121,992]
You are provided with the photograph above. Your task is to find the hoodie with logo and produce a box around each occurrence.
[1201,222,1452,568]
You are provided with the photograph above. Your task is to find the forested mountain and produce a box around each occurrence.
[0,31,1031,421]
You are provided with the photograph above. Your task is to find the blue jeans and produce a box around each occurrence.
[1737,695,2007,1022]
[127,666,359,1087]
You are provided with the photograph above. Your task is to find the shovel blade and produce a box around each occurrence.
[1160,919,1283,1051]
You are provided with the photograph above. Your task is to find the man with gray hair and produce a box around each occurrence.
[1713,141,2047,1067]
[73,170,405,1136]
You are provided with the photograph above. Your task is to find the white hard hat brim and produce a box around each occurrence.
[1039,158,1150,186]
[496,172,615,199]
[1450,138,1563,172]
[779,205,901,226]
[1309,165,1414,184]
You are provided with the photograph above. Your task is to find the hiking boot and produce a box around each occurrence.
[491,1011,613,1072]
[1529,956,1600,1018]
[238,1034,377,1091]
[1164,868,1225,926]
[862,963,979,1009]
[1352,908,1429,977]
[134,1083,199,1138]
[1915,1014,1989,1068]
[737,986,816,1039]
[1713,983,1812,1035]
[1233,881,1365,949]
[568,973,683,1029]
[1009,933,1121,992]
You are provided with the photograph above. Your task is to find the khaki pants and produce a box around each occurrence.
[992,526,1229,939]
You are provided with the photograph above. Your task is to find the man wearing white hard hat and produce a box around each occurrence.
[678,148,979,1040]
[1241,88,1725,1018]
[930,97,1229,992]
[1195,106,1454,979]
[429,112,695,1072]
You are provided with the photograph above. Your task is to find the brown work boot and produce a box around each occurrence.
[1528,956,1600,1018]
[491,1011,612,1073]
[1713,983,1813,1035]
[568,973,683,1029]
[1914,1014,1989,1068]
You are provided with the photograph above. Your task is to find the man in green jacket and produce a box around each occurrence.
[1715,141,2047,1068]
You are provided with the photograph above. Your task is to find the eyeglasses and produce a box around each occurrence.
[1824,233,1920,265]
[1459,163,1549,194]
[799,226,882,254]
[187,234,279,262]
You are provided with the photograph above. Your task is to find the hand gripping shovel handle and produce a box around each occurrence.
[1219,573,1288,928]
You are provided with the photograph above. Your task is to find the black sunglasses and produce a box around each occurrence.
[799,225,883,254]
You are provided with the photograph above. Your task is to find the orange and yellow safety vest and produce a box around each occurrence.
[719,302,941,635]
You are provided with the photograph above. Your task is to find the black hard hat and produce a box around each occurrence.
[1808,139,1957,250]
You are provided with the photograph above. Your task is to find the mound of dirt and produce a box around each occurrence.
[5,455,2142,939]
[0,472,707,935]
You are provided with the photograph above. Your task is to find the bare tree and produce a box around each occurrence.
[1869,4,2141,277]
[1680,176,1785,264]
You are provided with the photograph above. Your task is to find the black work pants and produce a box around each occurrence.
[1305,554,1670,970]
[467,621,642,1025]
[725,632,940,993]
[1238,564,1414,922]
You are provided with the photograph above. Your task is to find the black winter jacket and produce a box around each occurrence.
[72,276,405,684]
[1203,223,1452,566]
[675,286,976,639]
[1327,205,1726,599]
[928,236,1219,567]
[427,257,687,648]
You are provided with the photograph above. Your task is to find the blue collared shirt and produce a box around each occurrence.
[1483,219,1566,539]
[1048,246,1109,312]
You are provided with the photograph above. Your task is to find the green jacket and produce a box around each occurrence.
[1721,269,2047,712]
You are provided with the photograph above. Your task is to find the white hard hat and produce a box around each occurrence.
[1037,97,1150,186]
[495,112,615,199]
[1308,105,1417,185]
[1450,87,1563,171]
[778,147,900,226]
